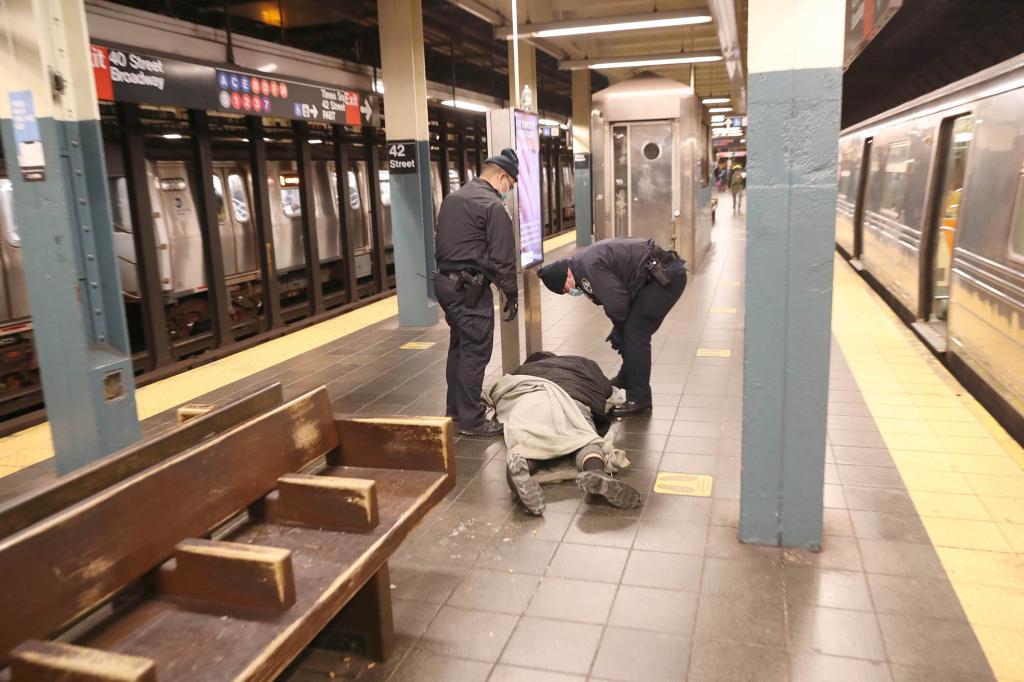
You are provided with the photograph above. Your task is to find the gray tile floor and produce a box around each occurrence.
[1,197,997,681]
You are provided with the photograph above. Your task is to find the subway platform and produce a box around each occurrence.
[2,198,1023,681]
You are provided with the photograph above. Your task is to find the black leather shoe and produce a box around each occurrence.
[610,400,652,417]
[459,419,504,437]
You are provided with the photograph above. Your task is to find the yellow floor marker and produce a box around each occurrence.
[709,307,737,314]
[654,472,714,497]
[399,341,435,350]
[696,348,732,358]
[832,254,1024,682]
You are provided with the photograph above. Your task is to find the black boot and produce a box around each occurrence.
[610,400,652,417]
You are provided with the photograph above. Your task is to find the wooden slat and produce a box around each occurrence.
[10,640,156,681]
[0,383,284,541]
[264,474,378,532]
[331,416,454,473]
[0,387,336,662]
[159,538,296,612]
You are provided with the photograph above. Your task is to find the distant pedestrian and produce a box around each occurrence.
[730,162,746,213]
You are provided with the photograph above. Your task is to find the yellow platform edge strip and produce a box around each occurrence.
[0,230,579,475]
[831,254,1024,682]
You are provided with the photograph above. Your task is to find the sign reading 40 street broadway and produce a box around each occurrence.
[90,42,380,127]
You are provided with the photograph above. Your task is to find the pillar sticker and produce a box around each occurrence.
[9,91,45,182]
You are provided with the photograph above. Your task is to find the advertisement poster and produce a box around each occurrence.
[514,110,543,268]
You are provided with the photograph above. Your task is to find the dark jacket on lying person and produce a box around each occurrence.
[513,351,613,436]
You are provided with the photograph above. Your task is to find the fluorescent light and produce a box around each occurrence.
[441,99,489,113]
[537,15,710,37]
[538,118,561,126]
[559,123,568,130]
[498,10,711,40]
[711,121,726,127]
[711,115,726,122]
[162,133,183,140]
[258,63,278,73]
[372,79,384,93]
[589,54,722,70]
[702,97,730,104]
[740,138,746,143]
[708,107,733,113]
[308,139,323,145]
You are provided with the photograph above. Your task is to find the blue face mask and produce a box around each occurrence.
[568,287,584,297]
[499,177,513,201]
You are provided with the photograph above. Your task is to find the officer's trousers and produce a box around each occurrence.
[614,261,687,405]
[436,275,495,428]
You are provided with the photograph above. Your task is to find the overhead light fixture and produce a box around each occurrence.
[559,123,568,130]
[308,139,323,145]
[740,138,746,143]
[708,106,733,113]
[702,97,730,104]
[441,99,489,113]
[162,133,183,140]
[257,63,279,73]
[560,51,722,71]
[538,118,561,126]
[711,114,726,122]
[711,121,726,127]
[372,79,384,93]
[496,10,711,40]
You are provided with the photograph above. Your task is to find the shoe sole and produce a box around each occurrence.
[459,425,504,438]
[577,470,642,509]
[507,454,545,515]
[610,406,652,418]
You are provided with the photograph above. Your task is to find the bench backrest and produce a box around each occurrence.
[0,387,337,662]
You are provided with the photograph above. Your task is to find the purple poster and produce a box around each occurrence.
[514,110,543,268]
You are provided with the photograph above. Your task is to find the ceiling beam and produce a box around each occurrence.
[443,0,569,59]
[706,0,746,111]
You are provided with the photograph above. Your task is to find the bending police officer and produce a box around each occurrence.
[538,238,686,417]
[434,148,520,436]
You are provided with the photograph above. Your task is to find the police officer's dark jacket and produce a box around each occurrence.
[570,238,659,325]
[435,177,518,300]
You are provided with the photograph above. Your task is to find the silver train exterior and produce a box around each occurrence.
[835,53,1024,432]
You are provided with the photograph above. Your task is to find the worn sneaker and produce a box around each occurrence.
[507,454,545,516]
[577,470,642,509]
[459,419,503,437]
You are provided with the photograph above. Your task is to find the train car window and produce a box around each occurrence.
[0,179,20,247]
[379,170,391,207]
[1009,171,1024,260]
[880,141,910,218]
[211,174,227,224]
[227,174,250,223]
[279,173,302,218]
[108,177,134,234]
[347,171,360,209]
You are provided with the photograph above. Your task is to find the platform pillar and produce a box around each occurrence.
[739,0,844,548]
[376,0,438,326]
[0,0,140,473]
[571,70,593,247]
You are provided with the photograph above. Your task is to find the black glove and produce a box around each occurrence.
[606,327,623,353]
[502,297,518,322]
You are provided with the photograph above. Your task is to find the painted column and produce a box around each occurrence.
[377,0,439,326]
[740,0,844,548]
[0,0,140,472]
[572,70,593,246]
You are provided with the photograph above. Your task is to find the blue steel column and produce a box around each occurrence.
[571,70,593,247]
[0,0,140,472]
[376,0,439,326]
[739,0,844,548]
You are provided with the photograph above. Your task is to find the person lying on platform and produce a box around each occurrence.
[486,351,641,516]
[538,238,687,417]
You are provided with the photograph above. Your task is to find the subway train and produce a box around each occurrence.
[835,52,1024,439]
[0,106,576,421]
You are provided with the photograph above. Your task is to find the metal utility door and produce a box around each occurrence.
[628,122,675,247]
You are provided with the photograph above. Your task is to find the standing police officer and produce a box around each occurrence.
[434,148,520,436]
[538,238,686,416]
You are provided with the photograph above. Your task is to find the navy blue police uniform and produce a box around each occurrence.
[539,238,686,414]
[434,151,519,432]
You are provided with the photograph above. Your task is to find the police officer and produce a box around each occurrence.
[434,148,520,436]
[538,238,686,416]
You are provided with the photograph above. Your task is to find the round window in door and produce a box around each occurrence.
[643,142,661,161]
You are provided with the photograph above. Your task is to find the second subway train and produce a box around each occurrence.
[0,106,577,420]
[835,52,1024,440]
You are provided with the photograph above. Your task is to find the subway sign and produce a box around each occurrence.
[90,42,380,127]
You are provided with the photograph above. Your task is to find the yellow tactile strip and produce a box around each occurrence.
[832,254,1024,682]
[0,231,579,477]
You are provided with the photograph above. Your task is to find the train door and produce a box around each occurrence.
[924,114,973,325]
[0,178,29,323]
[351,161,374,279]
[210,164,257,279]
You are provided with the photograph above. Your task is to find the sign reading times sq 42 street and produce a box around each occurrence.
[90,43,379,127]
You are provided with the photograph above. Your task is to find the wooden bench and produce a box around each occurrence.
[0,386,455,681]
